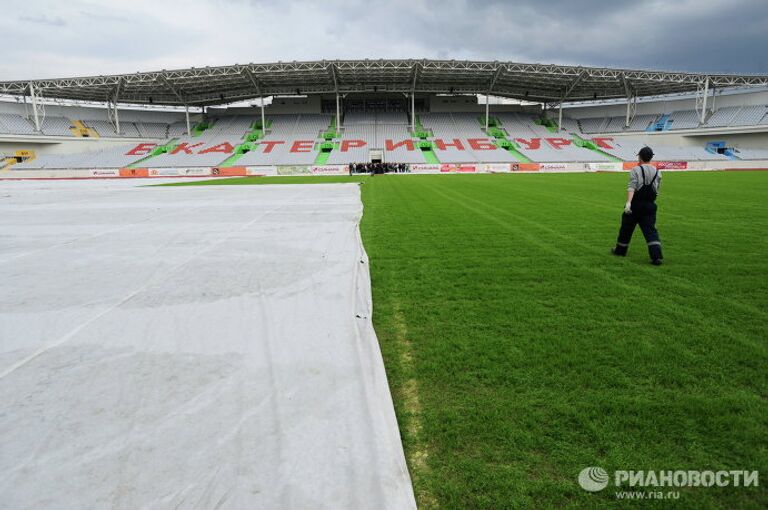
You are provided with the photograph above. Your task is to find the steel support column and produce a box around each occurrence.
[336,93,341,131]
[622,74,637,129]
[107,99,121,135]
[625,95,637,129]
[485,94,490,130]
[29,83,40,132]
[260,96,266,133]
[411,93,415,132]
[114,104,121,135]
[699,77,710,124]
[185,104,191,136]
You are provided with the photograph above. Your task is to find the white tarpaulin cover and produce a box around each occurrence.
[0,179,415,509]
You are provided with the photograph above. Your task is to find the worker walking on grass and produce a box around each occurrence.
[612,146,664,265]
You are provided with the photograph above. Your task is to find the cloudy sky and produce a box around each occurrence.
[1,0,767,80]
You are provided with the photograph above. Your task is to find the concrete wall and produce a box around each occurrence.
[686,132,768,150]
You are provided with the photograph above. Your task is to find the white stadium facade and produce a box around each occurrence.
[1,59,768,178]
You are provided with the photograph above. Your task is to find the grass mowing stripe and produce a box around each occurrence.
[359,174,766,508]
[454,175,768,338]
[425,178,762,347]
[448,177,768,322]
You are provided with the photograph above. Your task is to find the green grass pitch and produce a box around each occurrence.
[166,172,768,509]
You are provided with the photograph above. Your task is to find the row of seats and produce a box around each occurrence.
[586,136,729,161]
[2,106,766,139]
[0,111,184,138]
[12,144,152,169]
[7,109,766,169]
[8,136,757,170]
[578,105,768,133]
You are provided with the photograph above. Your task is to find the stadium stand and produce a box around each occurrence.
[39,116,75,136]
[168,121,189,137]
[324,112,423,164]
[11,144,150,169]
[0,113,36,135]
[579,116,609,134]
[135,122,170,138]
[603,116,629,132]
[587,136,729,161]
[85,119,141,138]
[576,114,660,133]
[327,138,369,165]
[495,113,614,162]
[558,116,581,133]
[667,110,701,130]
[730,105,768,126]
[419,113,476,163]
[2,99,767,169]
[627,114,660,131]
[706,106,741,127]
[573,106,768,133]
[205,115,257,136]
[145,137,234,167]
[730,147,768,160]
[240,138,320,166]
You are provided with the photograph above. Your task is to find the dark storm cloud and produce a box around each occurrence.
[332,0,768,73]
[1,0,766,80]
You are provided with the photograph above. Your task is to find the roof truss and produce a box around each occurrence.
[0,59,766,107]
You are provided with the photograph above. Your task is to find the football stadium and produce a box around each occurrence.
[1,11,768,510]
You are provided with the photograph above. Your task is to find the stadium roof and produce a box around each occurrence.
[2,59,768,107]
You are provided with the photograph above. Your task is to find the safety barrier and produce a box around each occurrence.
[2,161,768,180]
[211,166,247,177]
[119,168,149,177]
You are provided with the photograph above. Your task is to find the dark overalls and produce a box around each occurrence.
[614,165,663,261]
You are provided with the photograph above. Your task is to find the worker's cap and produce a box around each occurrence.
[638,146,654,161]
